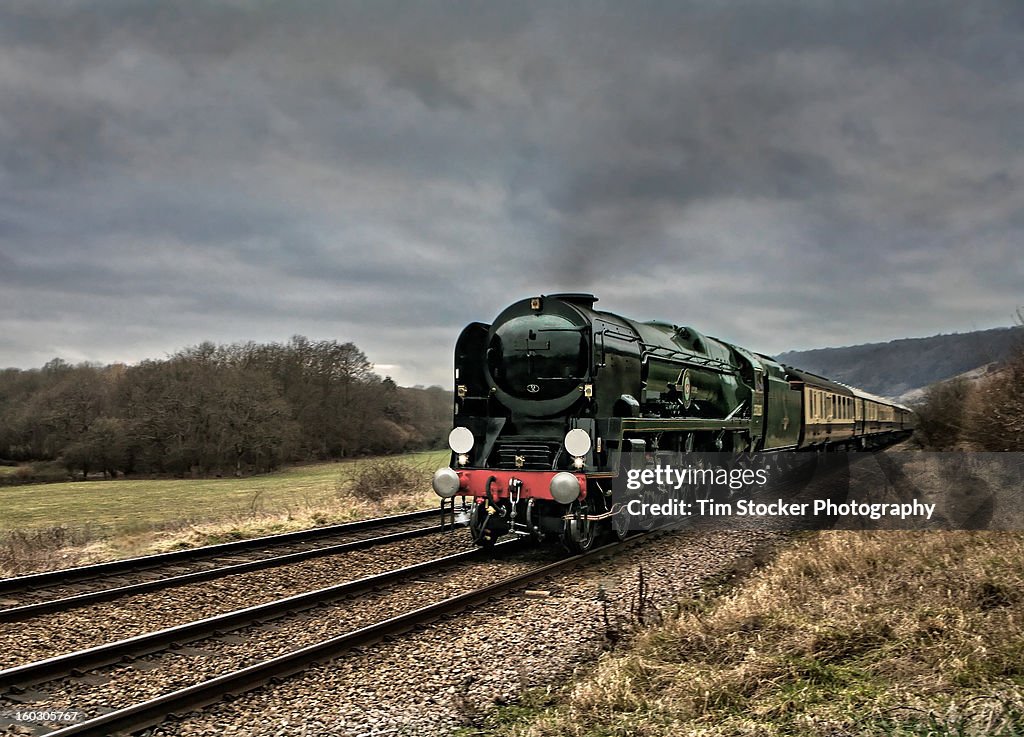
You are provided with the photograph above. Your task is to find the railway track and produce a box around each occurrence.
[0,534,650,737]
[0,509,441,621]
[0,445,923,735]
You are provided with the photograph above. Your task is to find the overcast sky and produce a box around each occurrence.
[1,1,1021,387]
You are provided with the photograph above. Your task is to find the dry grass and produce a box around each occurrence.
[492,531,1024,737]
[0,526,98,575]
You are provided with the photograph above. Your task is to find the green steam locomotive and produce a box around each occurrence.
[432,294,914,550]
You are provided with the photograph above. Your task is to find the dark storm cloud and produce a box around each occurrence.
[1,0,1021,385]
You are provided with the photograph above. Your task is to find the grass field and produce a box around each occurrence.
[0,450,449,574]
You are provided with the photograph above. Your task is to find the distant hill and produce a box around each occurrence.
[893,361,1005,406]
[775,326,1023,401]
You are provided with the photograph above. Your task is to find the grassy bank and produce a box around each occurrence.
[0,450,447,575]
[484,531,1024,736]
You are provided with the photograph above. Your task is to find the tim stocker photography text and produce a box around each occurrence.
[625,497,937,520]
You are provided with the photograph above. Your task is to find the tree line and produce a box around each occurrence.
[913,345,1024,451]
[0,337,452,479]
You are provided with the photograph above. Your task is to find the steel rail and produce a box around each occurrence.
[0,522,445,622]
[0,545,502,691]
[0,509,438,595]
[38,536,648,737]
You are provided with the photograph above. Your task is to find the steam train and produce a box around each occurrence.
[431,294,914,550]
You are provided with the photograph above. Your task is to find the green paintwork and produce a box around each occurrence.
[761,366,802,449]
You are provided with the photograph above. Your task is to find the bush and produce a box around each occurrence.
[963,348,1024,451]
[346,457,423,502]
[0,460,69,486]
[912,345,1024,452]
[912,377,971,450]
